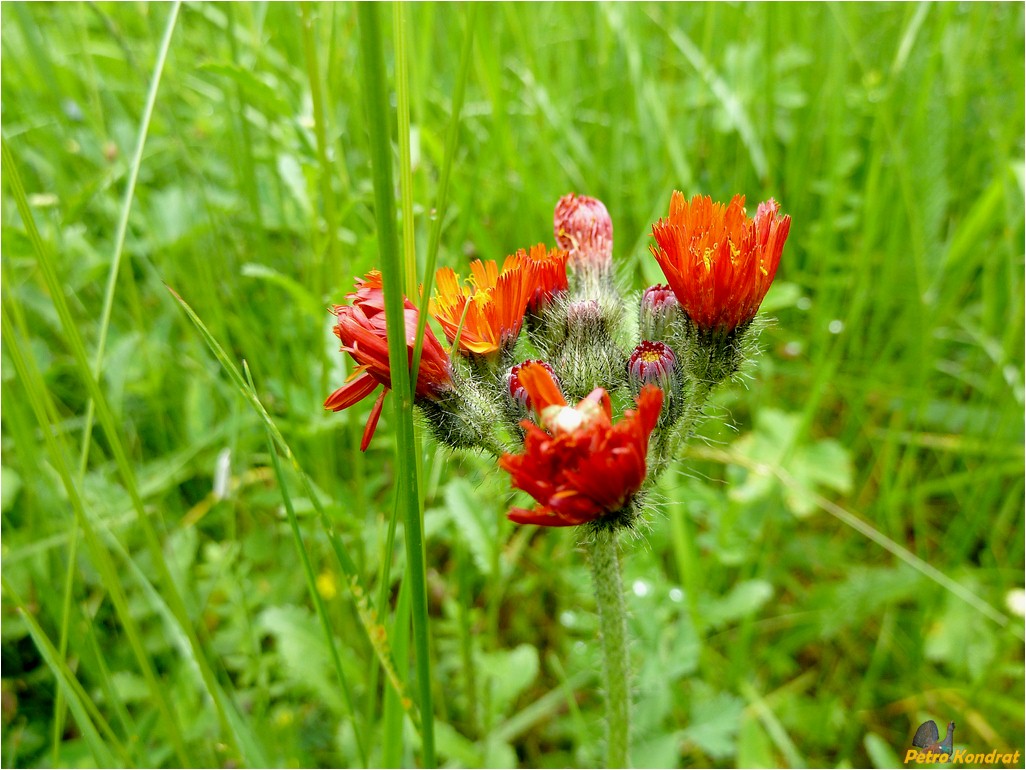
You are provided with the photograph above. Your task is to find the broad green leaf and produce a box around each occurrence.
[864,732,903,768]
[681,683,744,761]
[258,606,344,715]
[737,714,776,769]
[700,579,774,629]
[478,644,539,717]
[1,466,22,512]
[444,477,497,576]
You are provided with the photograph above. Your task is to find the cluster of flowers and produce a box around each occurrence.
[326,192,791,530]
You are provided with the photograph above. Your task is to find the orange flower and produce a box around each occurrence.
[514,243,569,314]
[430,258,530,356]
[650,192,791,333]
[499,362,663,527]
[325,271,453,451]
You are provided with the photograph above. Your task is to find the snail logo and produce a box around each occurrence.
[903,719,1022,766]
[909,720,955,762]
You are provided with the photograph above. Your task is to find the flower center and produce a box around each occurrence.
[641,350,662,364]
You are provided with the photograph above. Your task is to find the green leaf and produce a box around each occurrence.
[199,61,293,118]
[258,606,345,715]
[434,720,516,768]
[633,732,681,768]
[737,714,776,769]
[700,579,774,630]
[925,578,999,680]
[731,409,853,517]
[760,281,803,313]
[1,465,22,512]
[864,732,903,768]
[444,477,497,576]
[478,644,539,717]
[681,683,744,761]
[275,154,313,219]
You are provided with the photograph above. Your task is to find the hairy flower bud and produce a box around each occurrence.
[639,284,682,342]
[554,193,613,274]
[628,341,677,394]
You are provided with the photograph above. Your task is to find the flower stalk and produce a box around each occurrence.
[588,527,630,769]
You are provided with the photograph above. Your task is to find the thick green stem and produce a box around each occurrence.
[588,528,630,768]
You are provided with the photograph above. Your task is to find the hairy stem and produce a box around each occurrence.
[588,527,630,768]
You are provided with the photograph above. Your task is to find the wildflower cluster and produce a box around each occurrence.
[326,191,791,531]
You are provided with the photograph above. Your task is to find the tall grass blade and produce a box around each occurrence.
[300,1,342,297]
[55,5,180,756]
[357,4,435,764]
[247,363,368,766]
[166,285,422,735]
[410,4,477,385]
[1,154,193,768]
[2,579,124,769]
[690,446,1017,632]
[3,136,258,764]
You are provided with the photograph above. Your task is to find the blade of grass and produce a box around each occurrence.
[246,362,368,767]
[382,575,413,769]
[53,5,181,759]
[166,284,423,736]
[368,10,426,752]
[300,1,342,298]
[687,445,1017,633]
[3,136,253,765]
[357,4,435,765]
[367,486,403,738]
[1,168,193,769]
[2,578,125,769]
[395,2,417,295]
[410,4,477,385]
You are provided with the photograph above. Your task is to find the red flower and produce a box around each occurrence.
[650,192,791,333]
[325,270,453,451]
[430,258,530,356]
[499,362,663,527]
[554,193,613,272]
[514,243,569,314]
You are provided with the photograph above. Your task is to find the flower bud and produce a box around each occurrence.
[639,284,682,342]
[554,193,613,274]
[508,360,560,415]
[567,298,602,326]
[628,341,677,396]
[541,299,626,401]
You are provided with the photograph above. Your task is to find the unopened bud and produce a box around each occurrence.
[639,284,682,342]
[628,341,677,396]
[554,193,613,274]
[508,360,560,415]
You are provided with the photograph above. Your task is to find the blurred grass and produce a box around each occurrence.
[2,2,1023,768]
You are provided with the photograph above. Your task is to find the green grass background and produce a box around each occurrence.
[2,2,1024,768]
